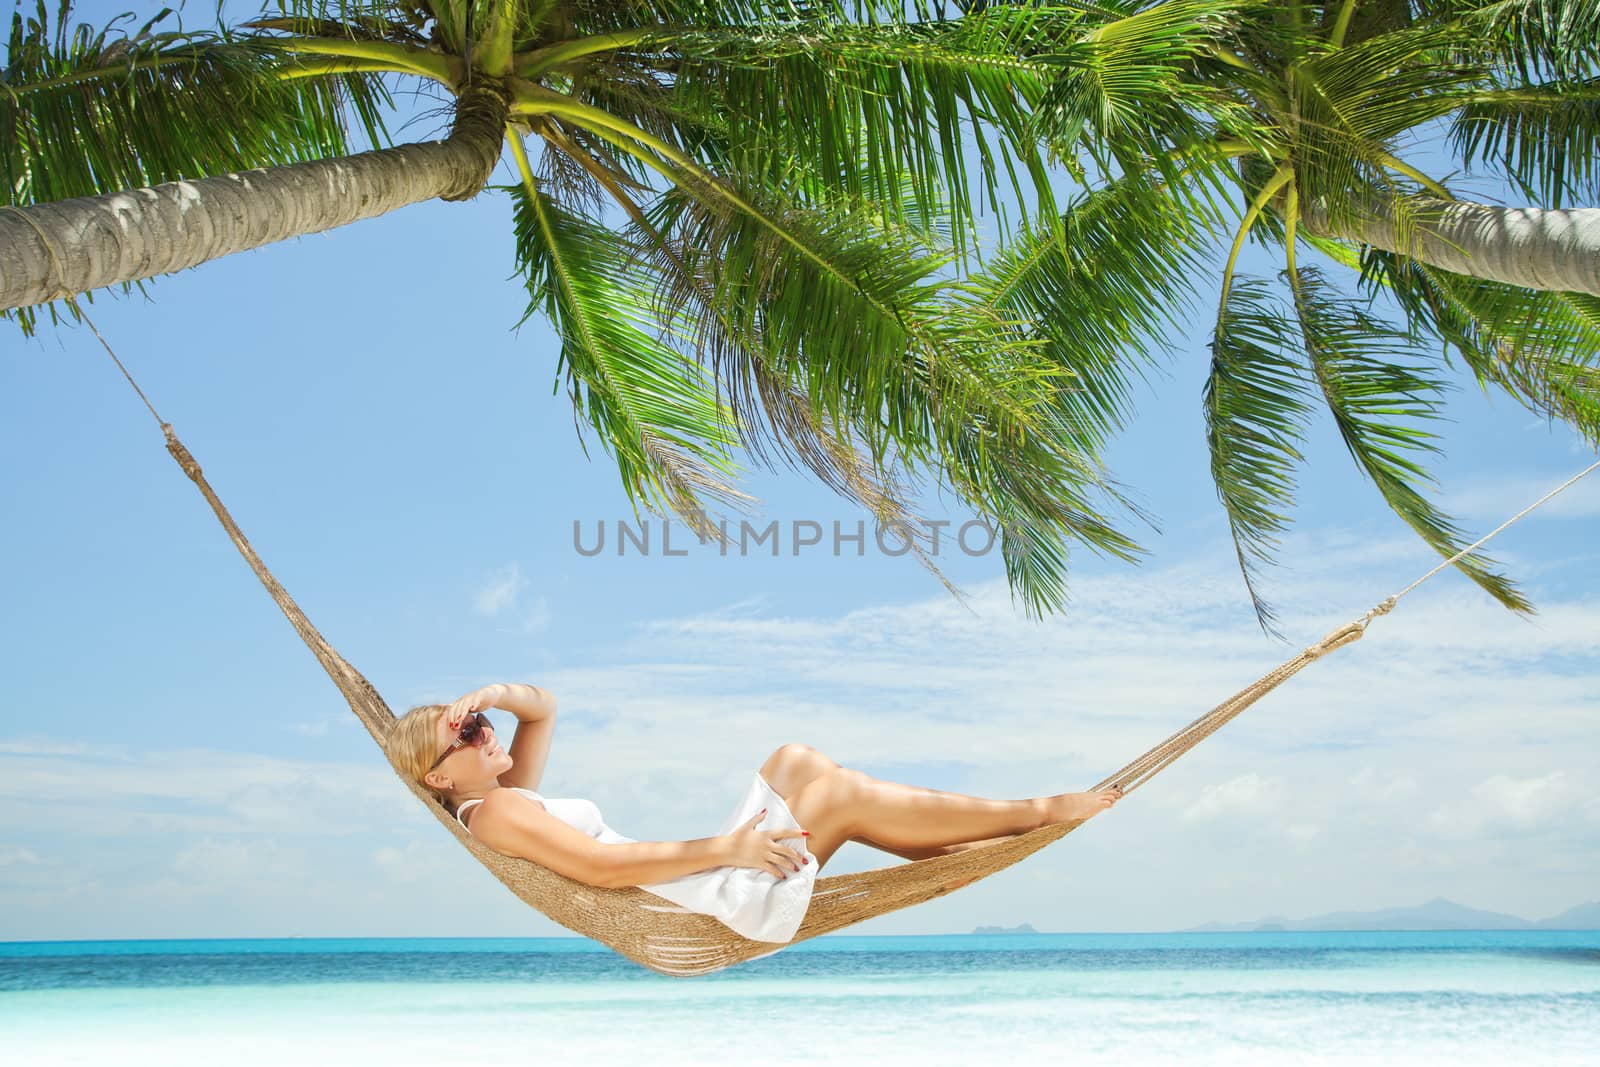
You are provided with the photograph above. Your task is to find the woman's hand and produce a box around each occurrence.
[722,811,810,878]
[444,683,558,729]
[443,684,510,730]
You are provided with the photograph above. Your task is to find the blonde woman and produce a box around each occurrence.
[388,682,1122,943]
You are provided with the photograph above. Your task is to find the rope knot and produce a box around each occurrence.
[161,423,203,479]
[1306,620,1368,659]
[1361,596,1399,627]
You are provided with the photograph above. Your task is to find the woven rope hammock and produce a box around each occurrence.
[86,317,1599,977]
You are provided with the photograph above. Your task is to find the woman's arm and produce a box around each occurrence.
[495,683,556,792]
[470,791,808,888]
[444,683,557,792]
[471,788,732,887]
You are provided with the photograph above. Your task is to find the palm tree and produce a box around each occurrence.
[3,1,1595,629]
[966,0,1600,631]
[4,0,1185,616]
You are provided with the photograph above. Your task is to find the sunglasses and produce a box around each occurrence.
[427,712,493,772]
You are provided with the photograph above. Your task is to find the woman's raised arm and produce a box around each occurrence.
[442,683,557,792]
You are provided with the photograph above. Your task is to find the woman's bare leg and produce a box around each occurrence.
[761,744,930,858]
[759,744,842,798]
[768,751,1122,869]
[849,832,1015,862]
[759,745,961,861]
[760,745,1039,862]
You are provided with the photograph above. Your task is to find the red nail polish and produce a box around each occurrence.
[801,831,810,837]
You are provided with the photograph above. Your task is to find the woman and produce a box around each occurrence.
[387,682,1122,943]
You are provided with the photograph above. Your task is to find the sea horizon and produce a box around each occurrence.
[4,925,1600,952]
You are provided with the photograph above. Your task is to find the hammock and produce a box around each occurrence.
[88,321,1599,977]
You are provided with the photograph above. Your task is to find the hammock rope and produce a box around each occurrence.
[82,311,1600,976]
[1093,453,1600,795]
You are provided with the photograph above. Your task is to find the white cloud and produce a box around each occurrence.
[0,847,42,865]
[1426,771,1595,838]
[174,837,310,886]
[1478,771,1580,826]
[3,528,1596,936]
[0,739,129,759]
[0,746,413,838]
[372,840,441,884]
[1181,774,1284,823]
[1348,767,1420,795]
[473,563,526,616]
[1445,471,1600,522]
[521,594,550,633]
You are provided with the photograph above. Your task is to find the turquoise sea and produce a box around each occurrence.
[3,932,1598,1066]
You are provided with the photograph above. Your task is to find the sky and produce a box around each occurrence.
[1,3,1597,942]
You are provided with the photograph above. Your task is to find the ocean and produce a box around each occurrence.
[2,932,1597,1066]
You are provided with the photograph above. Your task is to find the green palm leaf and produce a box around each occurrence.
[964,168,1221,445]
[644,184,1020,453]
[1030,0,1253,165]
[1286,263,1530,613]
[1451,80,1600,206]
[1288,22,1475,239]
[642,182,1140,615]
[571,157,968,591]
[1205,276,1315,634]
[509,176,747,521]
[1,4,389,208]
[1467,0,1600,81]
[626,11,1072,249]
[1365,250,1600,442]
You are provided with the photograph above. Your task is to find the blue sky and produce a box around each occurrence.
[1,2,1597,941]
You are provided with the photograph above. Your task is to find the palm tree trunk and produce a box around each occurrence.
[1302,199,1600,296]
[0,86,508,314]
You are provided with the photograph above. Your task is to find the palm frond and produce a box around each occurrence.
[575,151,969,591]
[1204,276,1315,634]
[1030,0,1253,166]
[566,0,839,37]
[1365,250,1600,443]
[640,182,1141,616]
[246,2,433,46]
[640,173,1054,453]
[1450,80,1600,206]
[1,5,390,209]
[1464,0,1600,81]
[508,176,747,522]
[1287,263,1531,613]
[962,167,1222,446]
[978,407,1147,618]
[646,10,1071,250]
[1290,22,1476,218]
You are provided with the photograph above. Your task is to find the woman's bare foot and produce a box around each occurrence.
[1043,786,1124,825]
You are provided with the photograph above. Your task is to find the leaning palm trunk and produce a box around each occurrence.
[0,88,507,313]
[1303,199,1600,297]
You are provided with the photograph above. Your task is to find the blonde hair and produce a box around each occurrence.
[387,704,452,806]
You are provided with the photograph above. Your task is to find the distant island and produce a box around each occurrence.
[972,922,1039,935]
[1185,898,1600,933]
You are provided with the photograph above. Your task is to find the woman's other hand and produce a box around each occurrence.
[723,811,809,878]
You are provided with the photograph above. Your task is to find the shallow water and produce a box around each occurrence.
[3,932,1597,1066]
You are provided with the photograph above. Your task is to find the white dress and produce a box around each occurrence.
[455,773,817,943]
